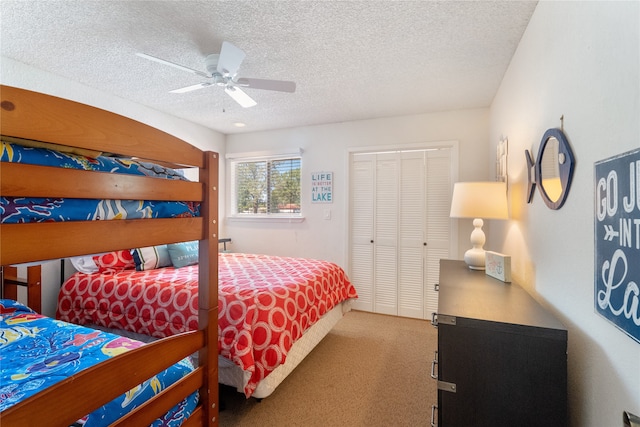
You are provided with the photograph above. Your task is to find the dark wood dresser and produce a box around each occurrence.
[431,259,568,427]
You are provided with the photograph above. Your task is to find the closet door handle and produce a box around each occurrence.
[370,240,374,243]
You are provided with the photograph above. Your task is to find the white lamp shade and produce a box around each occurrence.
[449,182,509,220]
[450,181,509,270]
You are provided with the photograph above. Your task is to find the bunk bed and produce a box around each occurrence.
[0,85,219,426]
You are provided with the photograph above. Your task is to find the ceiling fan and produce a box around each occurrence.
[137,41,296,108]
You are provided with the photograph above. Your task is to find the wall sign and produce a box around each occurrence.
[594,148,640,344]
[311,171,333,203]
[485,251,512,283]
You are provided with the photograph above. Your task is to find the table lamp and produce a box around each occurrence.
[449,182,509,270]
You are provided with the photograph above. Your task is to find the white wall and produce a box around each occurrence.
[225,108,490,266]
[490,2,640,426]
[1,57,226,317]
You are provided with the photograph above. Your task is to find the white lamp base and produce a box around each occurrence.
[464,218,486,270]
[464,248,486,270]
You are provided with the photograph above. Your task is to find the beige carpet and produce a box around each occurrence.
[218,310,437,426]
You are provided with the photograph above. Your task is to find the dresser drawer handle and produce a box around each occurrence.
[430,351,438,379]
[431,312,438,327]
[431,404,438,427]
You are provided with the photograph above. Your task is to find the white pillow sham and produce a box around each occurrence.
[69,255,100,274]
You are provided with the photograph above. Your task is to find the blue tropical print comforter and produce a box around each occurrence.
[0,299,198,426]
[0,140,200,223]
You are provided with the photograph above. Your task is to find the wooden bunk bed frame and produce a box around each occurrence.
[1,264,41,313]
[0,85,219,426]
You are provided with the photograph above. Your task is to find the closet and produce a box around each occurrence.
[349,146,456,319]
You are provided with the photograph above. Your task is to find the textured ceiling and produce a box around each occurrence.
[1,1,537,135]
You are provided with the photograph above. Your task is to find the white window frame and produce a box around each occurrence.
[227,149,304,222]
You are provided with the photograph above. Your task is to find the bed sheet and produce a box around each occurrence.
[57,252,358,397]
[0,299,197,426]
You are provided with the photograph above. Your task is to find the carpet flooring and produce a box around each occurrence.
[218,310,437,426]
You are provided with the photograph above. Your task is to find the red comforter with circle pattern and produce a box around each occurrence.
[57,252,358,397]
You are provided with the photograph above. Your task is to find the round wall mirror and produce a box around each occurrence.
[534,128,575,210]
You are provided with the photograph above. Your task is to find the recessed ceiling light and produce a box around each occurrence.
[233,122,246,128]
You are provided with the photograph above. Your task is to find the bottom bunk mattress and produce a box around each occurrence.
[57,252,359,397]
[0,299,197,426]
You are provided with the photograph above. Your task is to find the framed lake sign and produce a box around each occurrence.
[594,147,640,344]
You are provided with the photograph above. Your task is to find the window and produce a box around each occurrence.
[231,156,301,217]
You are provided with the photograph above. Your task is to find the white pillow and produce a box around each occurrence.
[69,255,99,274]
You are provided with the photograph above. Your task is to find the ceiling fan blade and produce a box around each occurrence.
[136,52,210,78]
[236,78,296,93]
[225,86,257,108]
[170,82,215,93]
[217,41,246,78]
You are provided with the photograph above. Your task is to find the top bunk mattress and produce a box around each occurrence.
[1,139,199,223]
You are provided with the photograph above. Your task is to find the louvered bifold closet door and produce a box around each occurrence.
[349,154,375,312]
[398,151,426,318]
[373,153,399,316]
[349,146,454,319]
[424,149,453,317]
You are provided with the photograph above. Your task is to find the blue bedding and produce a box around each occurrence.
[0,141,200,223]
[0,299,198,426]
